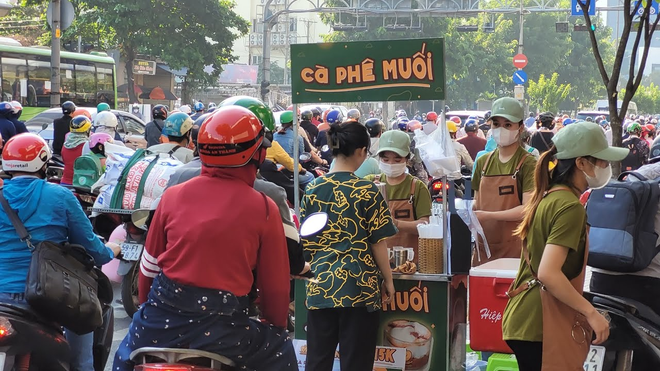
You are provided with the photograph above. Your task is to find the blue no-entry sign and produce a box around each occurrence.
[512,70,528,85]
[572,0,596,16]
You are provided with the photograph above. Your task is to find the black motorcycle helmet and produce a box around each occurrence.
[152,104,168,120]
[62,101,76,115]
[364,118,384,138]
[650,136,660,163]
[301,110,313,121]
[538,111,555,129]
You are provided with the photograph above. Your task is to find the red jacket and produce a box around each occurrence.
[138,165,290,328]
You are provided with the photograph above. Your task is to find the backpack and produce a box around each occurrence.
[621,137,645,171]
[586,171,660,272]
[72,154,103,189]
[110,146,182,210]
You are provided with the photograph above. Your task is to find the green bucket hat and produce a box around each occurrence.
[554,121,629,161]
[490,97,524,123]
[377,130,411,157]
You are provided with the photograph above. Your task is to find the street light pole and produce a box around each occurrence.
[261,0,274,103]
[50,0,61,107]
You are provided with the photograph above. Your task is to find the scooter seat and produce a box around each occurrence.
[614,296,660,326]
[0,303,61,331]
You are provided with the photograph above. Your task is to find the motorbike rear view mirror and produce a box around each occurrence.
[300,212,329,238]
[131,209,151,231]
[41,123,48,130]
[300,152,312,162]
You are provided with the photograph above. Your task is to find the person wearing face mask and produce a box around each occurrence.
[471,97,537,266]
[503,122,627,371]
[366,130,432,263]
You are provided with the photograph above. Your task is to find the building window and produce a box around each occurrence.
[252,19,264,33]
[289,17,297,32]
[251,55,263,65]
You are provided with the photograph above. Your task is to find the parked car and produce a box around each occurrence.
[26,108,147,149]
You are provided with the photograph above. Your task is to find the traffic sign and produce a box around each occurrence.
[572,0,596,16]
[513,70,528,85]
[513,54,528,68]
[514,85,525,100]
[635,0,658,17]
[47,0,75,31]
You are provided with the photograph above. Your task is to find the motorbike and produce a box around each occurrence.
[584,291,660,371]
[128,212,329,371]
[299,152,329,177]
[0,271,115,371]
[46,155,65,184]
[92,208,149,318]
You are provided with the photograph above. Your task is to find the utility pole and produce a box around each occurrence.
[261,0,274,103]
[50,0,61,107]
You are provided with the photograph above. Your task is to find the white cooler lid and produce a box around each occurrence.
[469,258,520,278]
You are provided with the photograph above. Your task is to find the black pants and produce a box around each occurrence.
[306,307,380,371]
[590,271,660,315]
[506,340,542,371]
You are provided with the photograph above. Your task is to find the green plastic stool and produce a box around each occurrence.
[486,353,519,371]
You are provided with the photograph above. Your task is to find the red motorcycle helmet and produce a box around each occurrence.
[2,133,52,173]
[426,112,438,122]
[197,106,270,167]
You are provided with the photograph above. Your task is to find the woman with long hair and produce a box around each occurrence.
[502,122,628,370]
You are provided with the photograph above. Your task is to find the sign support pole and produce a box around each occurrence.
[50,0,61,107]
[261,0,274,103]
[293,103,300,219]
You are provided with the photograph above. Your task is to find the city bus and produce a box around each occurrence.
[0,41,117,120]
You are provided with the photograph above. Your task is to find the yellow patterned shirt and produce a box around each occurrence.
[301,172,397,312]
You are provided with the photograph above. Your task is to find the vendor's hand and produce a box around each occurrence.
[382,279,395,304]
[587,309,610,345]
[107,242,121,258]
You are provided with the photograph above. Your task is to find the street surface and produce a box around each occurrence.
[106,282,131,371]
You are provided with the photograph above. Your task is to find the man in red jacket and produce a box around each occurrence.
[112,106,297,371]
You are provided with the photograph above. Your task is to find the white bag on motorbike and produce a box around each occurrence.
[414,115,460,179]
[121,155,182,209]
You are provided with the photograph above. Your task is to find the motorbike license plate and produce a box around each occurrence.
[583,345,605,371]
[121,243,143,262]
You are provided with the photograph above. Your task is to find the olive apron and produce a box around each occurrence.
[473,151,531,267]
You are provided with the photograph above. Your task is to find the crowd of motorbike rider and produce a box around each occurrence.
[3,94,660,371]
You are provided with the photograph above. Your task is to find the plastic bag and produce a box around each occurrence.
[455,199,491,262]
[413,117,461,179]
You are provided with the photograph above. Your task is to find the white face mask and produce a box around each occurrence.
[491,127,520,147]
[584,162,612,189]
[379,161,407,178]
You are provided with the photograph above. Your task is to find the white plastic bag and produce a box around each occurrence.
[413,117,461,179]
[455,199,491,263]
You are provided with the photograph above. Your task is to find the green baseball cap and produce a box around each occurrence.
[491,97,524,123]
[554,121,629,161]
[377,130,411,157]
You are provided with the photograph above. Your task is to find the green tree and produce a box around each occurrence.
[29,0,248,103]
[622,83,660,114]
[527,73,571,113]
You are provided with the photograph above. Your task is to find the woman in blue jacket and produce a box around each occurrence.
[0,133,120,371]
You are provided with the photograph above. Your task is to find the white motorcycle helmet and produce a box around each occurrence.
[94,111,118,129]
[180,105,192,115]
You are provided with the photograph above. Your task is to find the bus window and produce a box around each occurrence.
[27,59,50,107]
[96,64,114,108]
[1,57,26,102]
[60,62,74,102]
[75,62,96,106]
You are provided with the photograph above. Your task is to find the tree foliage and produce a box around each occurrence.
[527,73,571,113]
[622,83,660,114]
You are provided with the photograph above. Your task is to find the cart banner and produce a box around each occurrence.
[290,38,446,104]
[292,339,406,370]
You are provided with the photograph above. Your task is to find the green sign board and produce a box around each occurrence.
[290,38,446,104]
[295,277,459,371]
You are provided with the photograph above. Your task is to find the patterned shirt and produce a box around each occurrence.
[301,172,397,311]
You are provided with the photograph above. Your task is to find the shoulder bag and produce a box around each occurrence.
[0,189,102,335]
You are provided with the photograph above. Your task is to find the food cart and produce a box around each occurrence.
[288,38,473,371]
